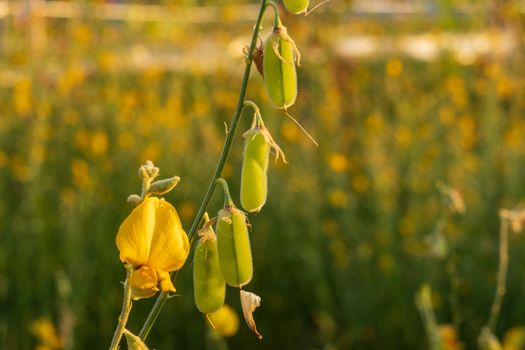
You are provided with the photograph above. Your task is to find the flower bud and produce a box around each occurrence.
[148,176,180,196]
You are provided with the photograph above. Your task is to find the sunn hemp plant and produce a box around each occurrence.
[416,182,525,350]
[108,1,325,348]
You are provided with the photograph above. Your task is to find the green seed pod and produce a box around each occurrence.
[283,0,309,14]
[216,206,253,287]
[240,124,286,213]
[241,129,269,213]
[193,225,226,314]
[263,24,300,109]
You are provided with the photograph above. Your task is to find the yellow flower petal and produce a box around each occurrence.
[129,266,158,300]
[130,287,157,301]
[146,199,189,272]
[156,270,176,293]
[116,197,157,266]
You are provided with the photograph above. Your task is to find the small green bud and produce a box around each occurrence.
[148,176,181,196]
[139,160,159,180]
[127,194,142,205]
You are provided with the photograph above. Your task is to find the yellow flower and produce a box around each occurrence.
[208,305,239,337]
[116,197,189,300]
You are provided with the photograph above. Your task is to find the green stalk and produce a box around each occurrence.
[242,100,264,127]
[486,214,510,332]
[446,257,462,333]
[215,178,234,206]
[109,265,133,350]
[138,0,269,340]
[265,1,281,28]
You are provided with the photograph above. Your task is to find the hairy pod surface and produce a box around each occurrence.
[283,0,309,14]
[241,128,270,213]
[263,25,298,109]
[216,207,253,287]
[193,232,226,314]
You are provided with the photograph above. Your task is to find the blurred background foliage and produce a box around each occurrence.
[1,0,525,348]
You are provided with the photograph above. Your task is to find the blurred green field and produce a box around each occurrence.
[1,1,525,349]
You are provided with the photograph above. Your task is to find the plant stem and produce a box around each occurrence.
[265,1,281,28]
[207,328,230,350]
[486,213,510,332]
[137,0,269,340]
[242,100,264,127]
[109,266,133,350]
[416,288,439,350]
[215,178,234,206]
[446,256,462,333]
[443,212,462,333]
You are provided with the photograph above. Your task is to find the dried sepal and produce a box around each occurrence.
[253,43,264,78]
[271,27,301,67]
[197,213,217,241]
[243,37,264,78]
[240,290,263,339]
[243,125,287,164]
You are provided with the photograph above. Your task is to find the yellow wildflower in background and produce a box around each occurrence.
[208,305,239,337]
[116,197,189,300]
[503,326,525,350]
[386,58,403,77]
[327,153,348,173]
[439,324,462,350]
[30,317,63,350]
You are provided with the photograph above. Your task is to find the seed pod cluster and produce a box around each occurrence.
[193,223,226,314]
[191,11,308,340]
[263,23,300,110]
[216,206,253,287]
[240,123,286,213]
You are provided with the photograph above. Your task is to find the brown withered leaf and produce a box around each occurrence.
[253,44,264,78]
[240,290,263,339]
